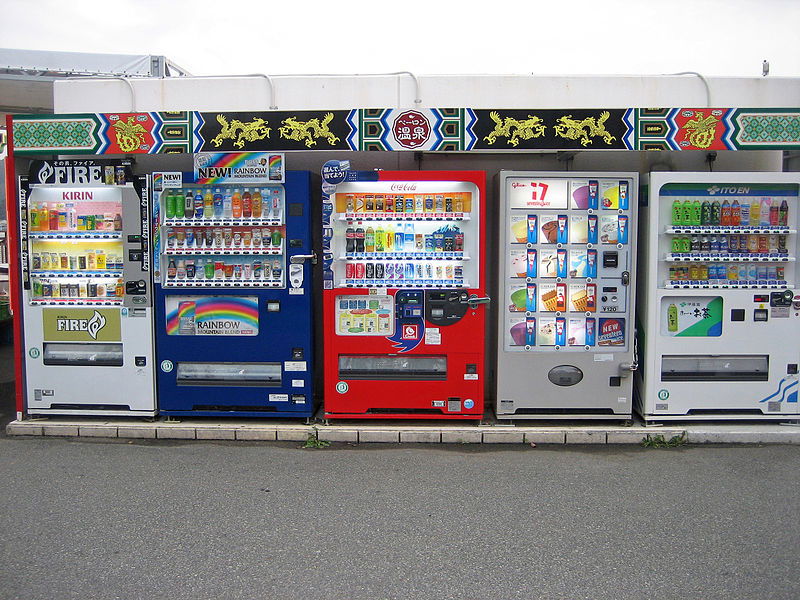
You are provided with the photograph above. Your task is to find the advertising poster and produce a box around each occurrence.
[507,178,569,210]
[598,318,626,346]
[335,295,393,336]
[660,296,723,337]
[165,296,259,336]
[194,152,285,184]
[42,308,121,342]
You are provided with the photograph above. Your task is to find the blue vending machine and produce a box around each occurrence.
[153,166,315,417]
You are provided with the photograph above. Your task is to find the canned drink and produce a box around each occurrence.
[166,228,175,247]
[446,265,454,279]
[77,215,87,231]
[213,228,223,247]
[415,234,424,250]
[243,263,252,279]
[97,283,106,296]
[104,165,115,185]
[777,266,785,280]
[345,262,355,279]
[78,255,87,270]
[69,255,77,270]
[414,196,424,213]
[175,228,186,246]
[224,263,234,278]
[757,266,768,280]
[262,228,272,246]
[435,195,444,211]
[79,283,87,297]
[365,262,375,279]
[778,235,787,253]
[405,197,414,213]
[243,231,252,247]
[425,234,434,253]
[223,228,233,247]
[253,228,262,247]
[60,253,68,270]
[444,236,455,252]
[355,262,365,279]
[425,264,433,279]
[115,166,125,185]
[768,235,778,253]
[758,235,768,253]
[204,227,214,247]
[186,227,195,247]
[253,261,262,278]
[234,264,242,278]
[233,231,242,247]
[375,262,384,279]
[445,197,453,212]
[69,283,78,297]
[455,233,464,252]
[32,253,41,269]
[263,261,272,279]
[434,232,444,252]
[768,266,778,280]
[454,265,463,279]
[88,283,97,297]
[215,261,224,278]
[414,264,421,279]
[436,265,443,279]
[425,196,434,212]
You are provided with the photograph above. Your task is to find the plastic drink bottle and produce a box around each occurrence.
[671,200,682,226]
[394,224,404,251]
[231,189,243,218]
[166,191,176,219]
[193,191,204,218]
[251,189,262,218]
[365,227,375,253]
[749,199,760,226]
[779,199,789,226]
[375,226,384,252]
[710,200,721,225]
[760,198,771,226]
[203,189,214,218]
[404,223,415,251]
[242,189,252,218]
[213,189,223,217]
[183,192,193,219]
[740,200,750,226]
[720,199,731,226]
[701,201,712,225]
[731,199,740,226]
[384,225,393,251]
[689,200,700,226]
[769,202,779,226]
[223,190,233,218]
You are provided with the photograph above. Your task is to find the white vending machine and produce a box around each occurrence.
[17,160,156,416]
[636,172,800,421]
[495,171,638,420]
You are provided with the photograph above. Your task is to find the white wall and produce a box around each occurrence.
[54,74,800,113]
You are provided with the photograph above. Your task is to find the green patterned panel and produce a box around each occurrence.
[733,110,800,149]
[13,116,101,153]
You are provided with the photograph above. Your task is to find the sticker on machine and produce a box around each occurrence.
[425,328,441,345]
[165,296,258,336]
[660,296,723,337]
[597,318,625,346]
[269,394,289,402]
[284,361,307,372]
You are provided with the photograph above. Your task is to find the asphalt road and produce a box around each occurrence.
[1,436,798,600]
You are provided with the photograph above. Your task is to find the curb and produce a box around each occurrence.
[6,419,800,445]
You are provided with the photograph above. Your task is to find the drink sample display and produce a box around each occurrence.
[637,173,800,422]
[158,185,286,288]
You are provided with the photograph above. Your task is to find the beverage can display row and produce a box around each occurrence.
[165,258,283,281]
[671,197,789,227]
[343,261,463,282]
[343,193,467,214]
[163,187,281,220]
[669,234,788,254]
[31,250,122,271]
[668,263,786,282]
[31,277,125,299]
[345,224,463,254]
[29,202,122,232]
[166,226,283,249]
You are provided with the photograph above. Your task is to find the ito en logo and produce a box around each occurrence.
[56,310,107,340]
[392,111,431,149]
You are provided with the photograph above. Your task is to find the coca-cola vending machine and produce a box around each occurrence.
[321,167,488,419]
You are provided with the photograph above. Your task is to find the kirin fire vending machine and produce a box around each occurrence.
[321,165,488,419]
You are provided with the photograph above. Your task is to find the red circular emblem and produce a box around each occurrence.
[392,111,431,149]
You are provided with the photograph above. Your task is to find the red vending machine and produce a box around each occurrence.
[322,169,487,419]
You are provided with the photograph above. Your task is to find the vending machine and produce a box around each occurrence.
[636,172,800,421]
[17,159,156,416]
[495,172,638,420]
[322,169,487,419]
[153,161,315,417]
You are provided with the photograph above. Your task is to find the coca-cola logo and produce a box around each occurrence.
[390,183,417,192]
[392,110,431,149]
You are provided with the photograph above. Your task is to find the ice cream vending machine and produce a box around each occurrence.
[152,167,315,417]
[322,169,487,419]
[16,159,156,416]
[495,172,638,420]
[636,172,800,421]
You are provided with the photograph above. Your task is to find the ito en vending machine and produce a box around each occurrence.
[495,172,638,420]
[16,158,156,416]
[636,172,800,421]
[321,167,487,419]
[152,154,316,417]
